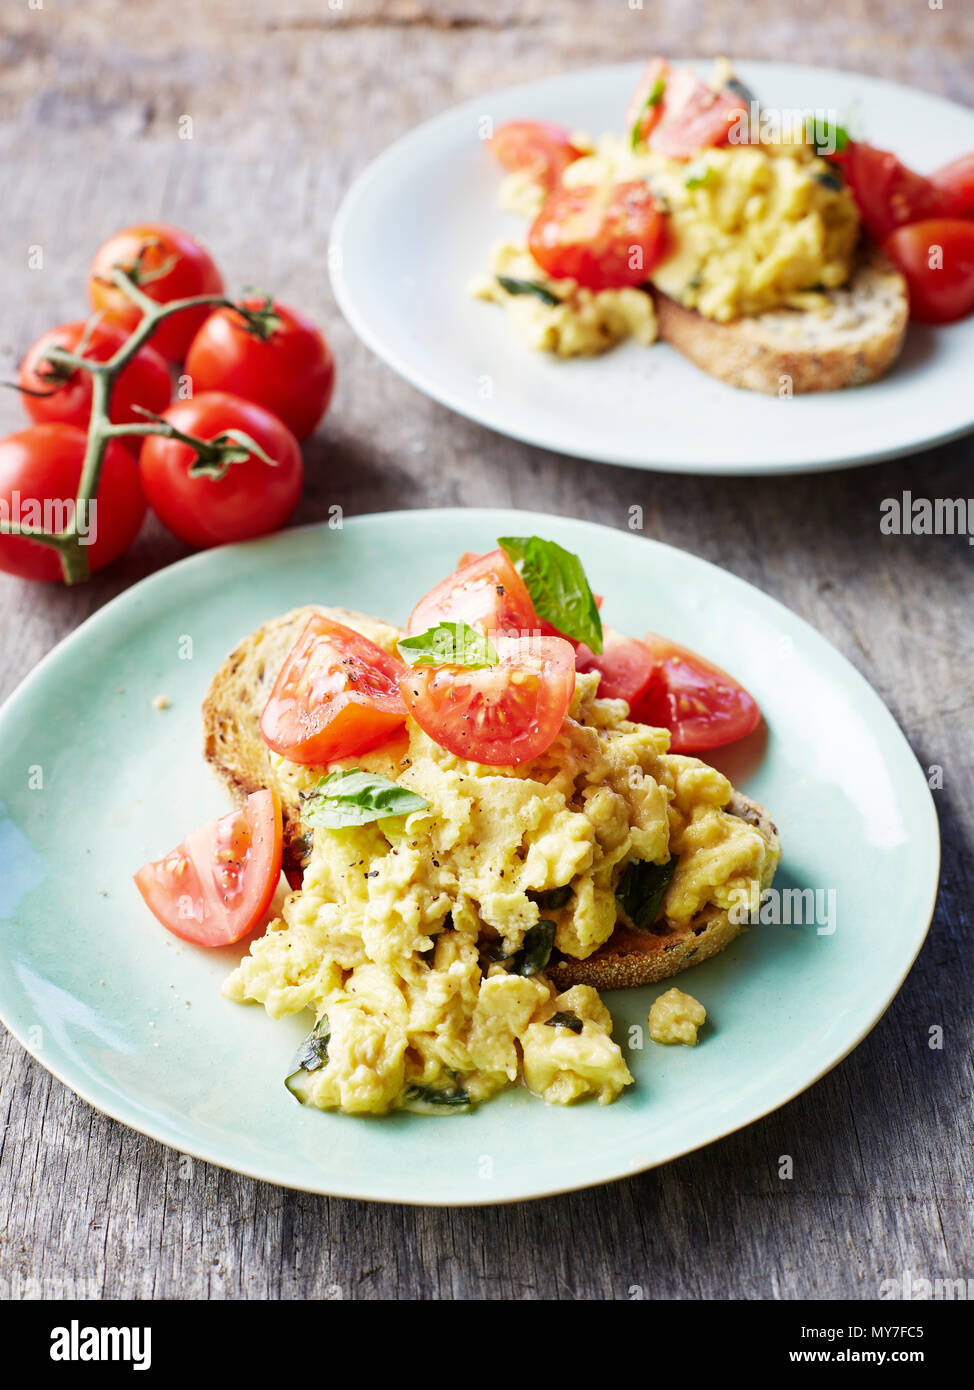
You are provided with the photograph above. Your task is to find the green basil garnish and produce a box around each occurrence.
[685,163,718,190]
[284,1014,330,1097]
[616,856,679,928]
[398,621,498,669]
[511,919,556,977]
[813,168,844,191]
[545,1010,584,1034]
[302,769,429,829]
[404,1081,471,1109]
[804,115,850,158]
[630,75,666,149]
[497,535,603,653]
[529,884,573,912]
[496,276,562,307]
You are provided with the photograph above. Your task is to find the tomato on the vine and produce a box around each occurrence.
[18,319,171,447]
[139,392,303,549]
[0,424,145,582]
[87,223,223,361]
[185,299,335,440]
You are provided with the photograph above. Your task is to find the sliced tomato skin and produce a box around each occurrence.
[488,120,584,191]
[882,218,974,323]
[575,628,656,707]
[134,790,283,946]
[400,633,575,766]
[260,616,407,765]
[627,633,761,753]
[409,548,538,638]
[528,182,665,290]
[648,68,747,158]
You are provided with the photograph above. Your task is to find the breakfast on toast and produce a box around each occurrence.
[135,538,780,1116]
[472,57,974,389]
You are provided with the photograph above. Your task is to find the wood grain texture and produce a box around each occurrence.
[1,0,972,1301]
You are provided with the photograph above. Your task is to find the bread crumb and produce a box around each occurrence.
[153,694,172,710]
[649,987,707,1046]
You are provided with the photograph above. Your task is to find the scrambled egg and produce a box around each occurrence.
[470,244,657,357]
[473,131,860,353]
[649,987,707,1046]
[225,671,772,1116]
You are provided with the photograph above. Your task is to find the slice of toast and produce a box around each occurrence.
[654,245,909,394]
[202,609,780,988]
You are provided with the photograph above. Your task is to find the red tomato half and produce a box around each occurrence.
[488,120,584,191]
[400,633,576,766]
[931,152,974,218]
[134,790,283,946]
[0,424,145,582]
[260,616,407,765]
[647,67,747,159]
[627,633,762,753]
[88,223,224,361]
[842,143,953,244]
[185,299,335,440]
[882,219,974,323]
[139,392,302,548]
[18,319,171,446]
[528,182,666,291]
[408,548,538,638]
[575,627,656,708]
[626,57,670,147]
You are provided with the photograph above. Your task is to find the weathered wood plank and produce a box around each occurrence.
[0,0,972,1301]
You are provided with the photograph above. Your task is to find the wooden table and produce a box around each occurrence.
[1,0,971,1301]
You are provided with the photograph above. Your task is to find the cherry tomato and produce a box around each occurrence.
[260,616,407,765]
[409,548,538,638]
[88,223,223,362]
[647,67,747,158]
[842,143,953,244]
[134,790,283,946]
[575,628,656,708]
[882,219,974,323]
[627,633,761,753]
[930,152,974,218]
[400,633,576,766]
[139,392,302,549]
[625,57,670,147]
[528,183,666,291]
[0,424,145,583]
[488,120,584,192]
[18,319,171,447]
[185,300,335,440]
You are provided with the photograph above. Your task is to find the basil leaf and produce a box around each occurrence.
[685,163,718,190]
[630,75,666,149]
[726,76,757,107]
[511,920,556,977]
[404,1081,471,1109]
[398,621,498,669]
[615,856,679,929]
[497,535,603,653]
[804,114,850,157]
[545,1010,584,1034]
[813,168,844,192]
[496,276,562,307]
[303,769,429,829]
[529,884,573,911]
[285,1014,330,1097]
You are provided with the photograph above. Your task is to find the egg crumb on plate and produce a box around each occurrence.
[649,987,708,1046]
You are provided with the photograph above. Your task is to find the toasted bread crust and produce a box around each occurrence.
[203,613,780,987]
[654,245,909,394]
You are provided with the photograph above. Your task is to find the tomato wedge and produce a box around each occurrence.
[260,616,407,764]
[627,634,761,753]
[882,218,974,323]
[647,67,747,159]
[528,182,666,291]
[575,628,656,707]
[488,120,584,191]
[626,57,670,148]
[842,142,953,244]
[931,152,974,218]
[400,633,576,766]
[134,790,283,946]
[409,549,538,638]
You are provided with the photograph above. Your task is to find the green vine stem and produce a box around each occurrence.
[0,270,273,584]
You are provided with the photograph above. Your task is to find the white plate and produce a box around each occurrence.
[330,60,974,475]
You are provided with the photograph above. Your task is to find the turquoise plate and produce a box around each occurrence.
[0,510,939,1204]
